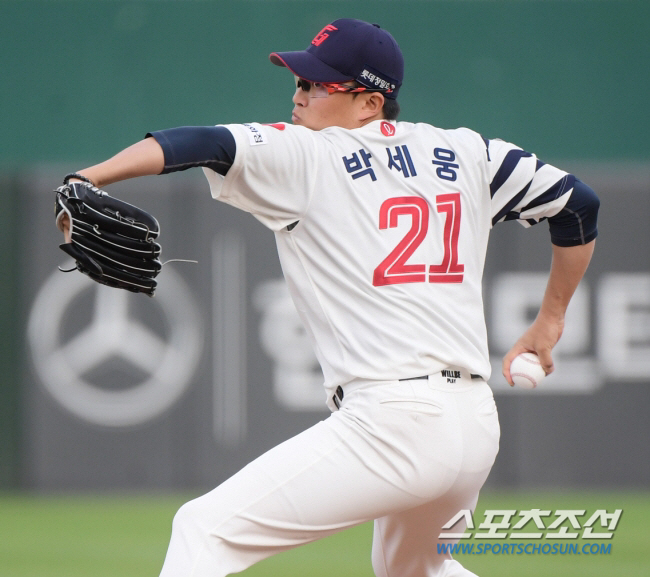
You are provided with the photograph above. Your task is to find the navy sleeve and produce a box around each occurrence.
[547,179,600,246]
[145,126,236,176]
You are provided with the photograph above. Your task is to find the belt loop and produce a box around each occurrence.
[332,385,344,410]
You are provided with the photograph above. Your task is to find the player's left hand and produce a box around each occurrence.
[502,313,565,385]
[54,175,162,296]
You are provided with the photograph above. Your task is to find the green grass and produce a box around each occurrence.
[1,491,648,577]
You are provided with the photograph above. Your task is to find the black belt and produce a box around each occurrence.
[332,373,482,409]
[399,374,483,381]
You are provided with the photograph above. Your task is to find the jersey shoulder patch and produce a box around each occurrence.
[242,123,268,146]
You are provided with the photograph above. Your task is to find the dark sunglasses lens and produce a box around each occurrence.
[297,78,311,92]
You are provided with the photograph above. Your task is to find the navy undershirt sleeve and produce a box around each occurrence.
[547,179,599,246]
[145,126,236,176]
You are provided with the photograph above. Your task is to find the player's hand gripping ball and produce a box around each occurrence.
[510,352,547,389]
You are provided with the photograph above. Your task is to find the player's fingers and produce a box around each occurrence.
[502,361,513,386]
[502,345,526,386]
[536,348,554,375]
[62,215,72,244]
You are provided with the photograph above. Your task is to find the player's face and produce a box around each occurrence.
[291,78,380,131]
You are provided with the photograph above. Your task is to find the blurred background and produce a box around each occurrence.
[1,0,649,575]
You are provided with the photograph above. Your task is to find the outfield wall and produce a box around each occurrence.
[14,164,650,491]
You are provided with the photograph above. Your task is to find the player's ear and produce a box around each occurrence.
[358,92,385,121]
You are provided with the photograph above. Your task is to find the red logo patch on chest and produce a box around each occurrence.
[381,121,396,137]
[264,123,286,131]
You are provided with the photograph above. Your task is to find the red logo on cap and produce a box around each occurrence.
[381,122,396,137]
[312,25,338,47]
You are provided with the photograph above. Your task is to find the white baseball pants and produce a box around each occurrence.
[159,371,500,577]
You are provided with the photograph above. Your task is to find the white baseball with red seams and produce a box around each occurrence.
[510,352,547,389]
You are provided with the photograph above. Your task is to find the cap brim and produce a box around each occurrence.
[269,51,352,83]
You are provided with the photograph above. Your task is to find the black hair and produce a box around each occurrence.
[382,98,400,121]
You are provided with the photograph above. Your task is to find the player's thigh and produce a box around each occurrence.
[174,409,435,541]
[371,483,485,577]
[164,416,400,577]
[370,385,499,577]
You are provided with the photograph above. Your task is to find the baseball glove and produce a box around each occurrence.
[55,174,162,296]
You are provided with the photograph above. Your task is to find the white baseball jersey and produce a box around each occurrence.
[203,120,572,403]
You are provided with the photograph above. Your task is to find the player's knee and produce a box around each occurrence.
[166,498,242,577]
[171,497,207,539]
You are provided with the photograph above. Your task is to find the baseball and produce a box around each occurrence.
[510,352,546,389]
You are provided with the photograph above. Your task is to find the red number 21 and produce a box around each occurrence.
[373,193,464,287]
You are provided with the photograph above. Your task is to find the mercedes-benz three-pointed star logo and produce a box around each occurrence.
[28,265,203,427]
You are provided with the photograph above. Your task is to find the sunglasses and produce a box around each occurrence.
[295,76,374,98]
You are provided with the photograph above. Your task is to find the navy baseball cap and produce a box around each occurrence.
[270,19,404,99]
